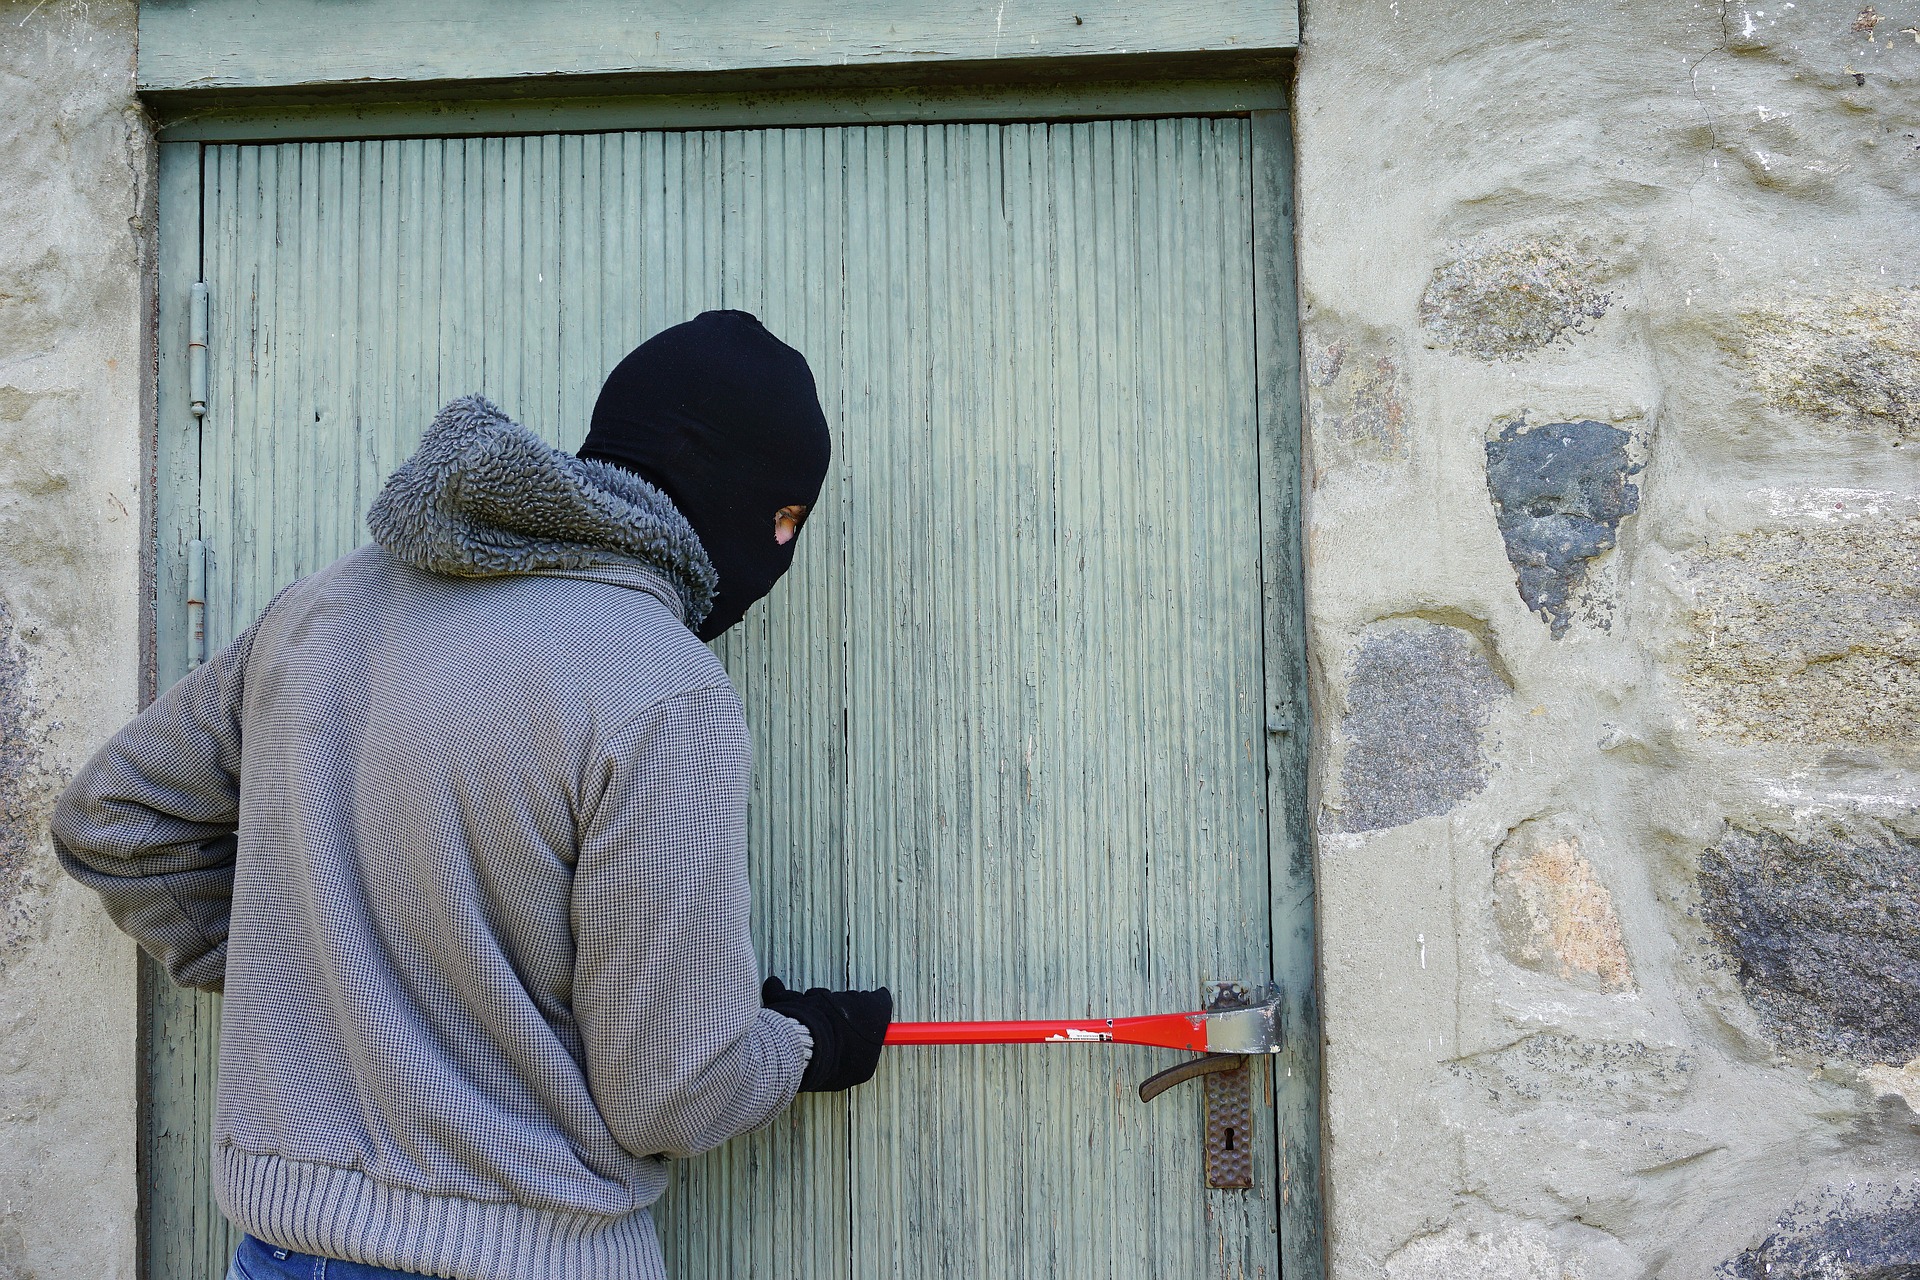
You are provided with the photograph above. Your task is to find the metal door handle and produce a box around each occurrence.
[1137,1052,1249,1102]
[1134,980,1278,1190]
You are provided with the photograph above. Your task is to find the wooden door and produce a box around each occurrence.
[150,109,1315,1280]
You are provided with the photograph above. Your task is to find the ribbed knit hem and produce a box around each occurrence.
[216,1146,664,1280]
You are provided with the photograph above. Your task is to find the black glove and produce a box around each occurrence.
[762,976,892,1093]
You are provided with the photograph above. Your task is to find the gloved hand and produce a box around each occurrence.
[762,976,892,1093]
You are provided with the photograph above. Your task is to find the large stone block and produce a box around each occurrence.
[1860,1057,1920,1115]
[1485,419,1642,638]
[1387,1226,1572,1280]
[1699,824,1920,1063]
[1337,620,1507,832]
[1452,1033,1692,1115]
[0,600,46,954]
[1682,513,1920,745]
[1306,332,1410,462]
[1737,290,1919,441]
[1419,235,1613,361]
[1494,826,1634,992]
[1723,1184,1920,1280]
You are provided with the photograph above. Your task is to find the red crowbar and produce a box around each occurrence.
[884,987,1283,1056]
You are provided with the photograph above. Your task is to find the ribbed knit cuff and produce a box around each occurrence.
[216,1145,664,1280]
[776,1012,815,1062]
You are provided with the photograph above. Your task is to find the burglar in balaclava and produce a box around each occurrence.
[53,309,890,1280]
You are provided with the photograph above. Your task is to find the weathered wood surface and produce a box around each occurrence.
[154,111,1306,1279]
[1251,107,1327,1280]
[138,0,1297,95]
[154,78,1285,144]
[146,139,247,1280]
[153,141,199,708]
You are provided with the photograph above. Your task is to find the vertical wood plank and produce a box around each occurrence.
[152,142,201,689]
[655,123,851,1280]
[1250,106,1326,1280]
[146,138,208,1280]
[838,117,1276,1280]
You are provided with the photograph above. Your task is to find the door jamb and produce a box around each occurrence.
[1249,106,1325,1280]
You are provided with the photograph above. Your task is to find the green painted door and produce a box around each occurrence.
[150,110,1315,1280]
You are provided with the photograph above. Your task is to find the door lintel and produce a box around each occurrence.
[145,65,1292,145]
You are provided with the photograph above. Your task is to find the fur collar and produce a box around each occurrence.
[367,395,716,629]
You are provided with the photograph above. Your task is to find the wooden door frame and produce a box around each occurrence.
[145,77,1321,1280]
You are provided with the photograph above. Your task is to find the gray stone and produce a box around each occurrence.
[1738,290,1920,440]
[0,599,42,953]
[1484,419,1641,638]
[1699,825,1920,1064]
[0,2,151,1275]
[1419,236,1613,361]
[1385,1222,1590,1280]
[1723,1184,1920,1280]
[1682,515,1920,746]
[1338,621,1506,832]
[1307,334,1410,461]
[1492,825,1635,991]
[1452,1033,1693,1116]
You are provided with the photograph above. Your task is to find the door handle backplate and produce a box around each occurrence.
[1136,980,1271,1190]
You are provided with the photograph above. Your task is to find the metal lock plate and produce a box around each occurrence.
[1203,1058,1254,1189]
[1203,980,1255,1190]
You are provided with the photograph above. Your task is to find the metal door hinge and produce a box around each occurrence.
[186,538,207,668]
[188,281,209,420]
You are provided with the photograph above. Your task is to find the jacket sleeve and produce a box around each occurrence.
[572,681,811,1161]
[49,620,258,993]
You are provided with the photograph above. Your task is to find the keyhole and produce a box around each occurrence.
[1224,1127,1237,1151]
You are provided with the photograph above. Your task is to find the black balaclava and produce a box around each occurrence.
[579,310,831,641]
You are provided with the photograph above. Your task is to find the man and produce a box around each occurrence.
[53,310,890,1280]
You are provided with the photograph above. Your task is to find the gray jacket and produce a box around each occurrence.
[52,396,810,1280]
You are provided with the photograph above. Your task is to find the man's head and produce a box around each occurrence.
[579,310,831,640]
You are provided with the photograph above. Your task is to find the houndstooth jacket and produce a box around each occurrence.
[52,396,810,1280]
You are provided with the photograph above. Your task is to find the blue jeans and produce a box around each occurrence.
[228,1234,429,1280]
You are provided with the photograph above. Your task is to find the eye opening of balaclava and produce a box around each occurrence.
[579,310,832,641]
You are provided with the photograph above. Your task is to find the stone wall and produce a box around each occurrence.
[1295,1,1920,1276]
[0,1,147,1276]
